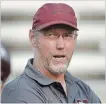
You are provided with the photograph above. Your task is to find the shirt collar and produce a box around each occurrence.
[24,58,77,86]
[24,58,55,85]
[65,71,78,85]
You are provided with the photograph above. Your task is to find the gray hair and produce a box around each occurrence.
[31,30,40,37]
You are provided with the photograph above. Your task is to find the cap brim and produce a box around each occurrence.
[35,20,79,31]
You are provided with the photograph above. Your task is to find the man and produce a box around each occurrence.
[1,3,101,103]
[0,43,11,93]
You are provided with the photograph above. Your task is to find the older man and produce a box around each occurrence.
[1,3,101,103]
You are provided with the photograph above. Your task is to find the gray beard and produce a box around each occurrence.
[47,63,68,75]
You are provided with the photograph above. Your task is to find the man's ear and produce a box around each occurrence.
[29,30,37,47]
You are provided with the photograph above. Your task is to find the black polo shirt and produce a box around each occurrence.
[1,59,101,103]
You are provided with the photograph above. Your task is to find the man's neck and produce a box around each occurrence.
[33,58,67,95]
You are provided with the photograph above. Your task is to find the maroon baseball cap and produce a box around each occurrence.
[32,3,79,30]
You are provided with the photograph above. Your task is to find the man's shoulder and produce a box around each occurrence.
[2,73,27,94]
[69,74,93,93]
[66,72,101,103]
[1,73,43,103]
[66,72,90,89]
[2,72,40,93]
[73,76,90,90]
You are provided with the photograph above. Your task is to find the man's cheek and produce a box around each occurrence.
[67,52,73,59]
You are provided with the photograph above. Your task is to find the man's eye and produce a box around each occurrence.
[64,33,73,37]
[46,32,54,36]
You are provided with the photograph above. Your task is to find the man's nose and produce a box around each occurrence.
[56,36,65,50]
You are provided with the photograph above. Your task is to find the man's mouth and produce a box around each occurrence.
[52,55,67,64]
[53,55,65,58]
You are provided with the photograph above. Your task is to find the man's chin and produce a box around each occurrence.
[48,64,68,75]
